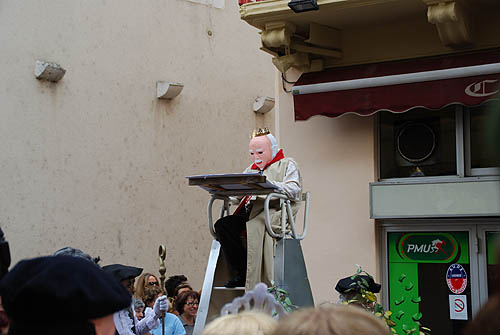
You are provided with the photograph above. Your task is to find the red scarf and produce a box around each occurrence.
[250,149,284,171]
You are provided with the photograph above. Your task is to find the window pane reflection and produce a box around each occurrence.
[469,101,500,169]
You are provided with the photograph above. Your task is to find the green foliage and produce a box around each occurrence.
[340,266,431,335]
[268,283,298,313]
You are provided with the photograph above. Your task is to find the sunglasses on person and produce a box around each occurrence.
[186,301,199,307]
[148,281,159,286]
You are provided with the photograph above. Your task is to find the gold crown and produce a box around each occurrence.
[251,127,270,138]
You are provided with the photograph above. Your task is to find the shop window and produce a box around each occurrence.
[387,231,472,335]
[379,107,457,179]
[379,102,500,180]
[467,101,500,175]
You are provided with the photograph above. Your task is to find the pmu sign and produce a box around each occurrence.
[398,233,458,263]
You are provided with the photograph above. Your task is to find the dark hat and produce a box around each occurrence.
[0,256,131,325]
[102,263,142,282]
[53,246,100,265]
[335,275,381,294]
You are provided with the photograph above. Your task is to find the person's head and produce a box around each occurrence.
[174,283,193,299]
[146,274,159,287]
[0,255,131,335]
[53,247,100,265]
[271,305,389,335]
[135,272,159,300]
[249,128,279,170]
[102,264,143,295]
[464,294,500,335]
[143,286,163,308]
[335,274,381,310]
[165,275,188,298]
[175,290,200,318]
[133,299,145,321]
[202,311,277,335]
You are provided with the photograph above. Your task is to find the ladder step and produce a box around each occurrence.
[213,286,245,291]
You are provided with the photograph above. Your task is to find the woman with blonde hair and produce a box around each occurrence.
[271,305,389,335]
[202,311,277,335]
[135,272,160,302]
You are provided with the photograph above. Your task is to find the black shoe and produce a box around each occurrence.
[224,275,245,288]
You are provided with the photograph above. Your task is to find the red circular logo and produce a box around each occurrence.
[446,264,467,294]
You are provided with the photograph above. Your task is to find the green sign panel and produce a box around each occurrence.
[398,233,458,263]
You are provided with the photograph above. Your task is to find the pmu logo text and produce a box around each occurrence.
[406,239,446,254]
[398,233,458,262]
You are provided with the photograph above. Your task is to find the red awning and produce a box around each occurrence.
[293,49,500,121]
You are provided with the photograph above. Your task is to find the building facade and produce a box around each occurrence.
[240,0,500,333]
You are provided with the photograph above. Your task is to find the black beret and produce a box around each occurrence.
[102,263,142,282]
[335,275,381,294]
[0,256,131,324]
[54,246,100,264]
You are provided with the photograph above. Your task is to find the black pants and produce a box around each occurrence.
[214,214,247,278]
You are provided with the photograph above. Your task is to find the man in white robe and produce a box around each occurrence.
[215,128,302,290]
[103,264,169,335]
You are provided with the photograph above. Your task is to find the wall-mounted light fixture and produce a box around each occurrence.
[34,60,66,82]
[157,81,184,99]
[253,96,275,114]
[288,0,319,13]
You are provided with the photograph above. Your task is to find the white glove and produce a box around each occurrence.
[153,295,169,317]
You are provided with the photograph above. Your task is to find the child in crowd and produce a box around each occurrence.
[134,298,146,321]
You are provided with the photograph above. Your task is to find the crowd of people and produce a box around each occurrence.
[0,242,200,335]
[0,243,393,335]
[0,240,393,335]
[0,234,500,335]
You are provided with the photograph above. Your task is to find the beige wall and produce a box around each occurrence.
[0,1,275,289]
[276,70,377,305]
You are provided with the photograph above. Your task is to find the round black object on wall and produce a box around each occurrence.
[397,122,436,163]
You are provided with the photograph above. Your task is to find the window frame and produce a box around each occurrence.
[464,107,500,176]
[377,105,500,182]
